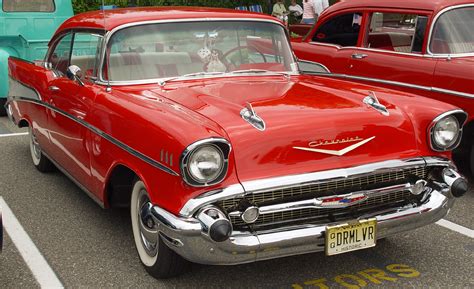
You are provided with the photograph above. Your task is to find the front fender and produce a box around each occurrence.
[0,47,20,98]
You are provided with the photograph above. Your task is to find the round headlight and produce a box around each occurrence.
[432,115,460,150]
[187,145,224,184]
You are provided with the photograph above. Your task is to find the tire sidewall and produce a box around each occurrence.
[29,127,41,166]
[131,180,159,267]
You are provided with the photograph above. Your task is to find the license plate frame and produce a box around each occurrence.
[325,218,377,256]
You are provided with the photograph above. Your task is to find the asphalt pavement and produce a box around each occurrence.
[0,117,473,288]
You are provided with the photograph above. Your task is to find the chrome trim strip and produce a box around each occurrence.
[426,4,474,57]
[9,96,179,176]
[307,42,431,58]
[98,18,296,86]
[428,109,468,152]
[302,72,474,99]
[179,157,452,217]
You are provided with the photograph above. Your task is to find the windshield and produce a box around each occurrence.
[430,6,474,54]
[105,21,298,82]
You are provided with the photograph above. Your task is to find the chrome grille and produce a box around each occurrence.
[230,190,413,228]
[217,166,427,228]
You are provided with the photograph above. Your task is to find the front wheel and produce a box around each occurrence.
[29,127,55,172]
[130,180,190,279]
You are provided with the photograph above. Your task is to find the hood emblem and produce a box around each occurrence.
[293,136,376,156]
[363,91,389,116]
[240,103,266,131]
[316,193,368,208]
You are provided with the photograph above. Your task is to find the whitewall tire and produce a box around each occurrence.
[130,180,189,278]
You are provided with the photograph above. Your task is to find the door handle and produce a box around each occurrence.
[352,53,368,59]
[48,86,61,92]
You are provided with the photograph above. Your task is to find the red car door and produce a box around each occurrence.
[44,32,102,189]
[347,11,437,89]
[293,11,365,73]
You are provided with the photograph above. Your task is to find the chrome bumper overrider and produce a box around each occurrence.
[151,185,456,265]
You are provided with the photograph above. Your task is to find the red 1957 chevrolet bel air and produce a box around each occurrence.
[291,0,474,174]
[5,7,469,278]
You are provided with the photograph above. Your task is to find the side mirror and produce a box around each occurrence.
[66,65,85,86]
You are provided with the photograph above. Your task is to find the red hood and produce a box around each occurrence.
[153,75,423,182]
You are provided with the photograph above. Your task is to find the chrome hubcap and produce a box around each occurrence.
[137,190,158,257]
[31,132,41,160]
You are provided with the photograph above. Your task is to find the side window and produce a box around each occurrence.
[3,0,55,12]
[49,34,73,76]
[312,13,363,47]
[71,33,102,79]
[430,7,474,55]
[366,12,426,53]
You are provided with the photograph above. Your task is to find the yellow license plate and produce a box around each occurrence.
[325,218,377,256]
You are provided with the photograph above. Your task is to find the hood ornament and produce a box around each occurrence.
[293,136,376,156]
[240,103,266,131]
[363,91,389,116]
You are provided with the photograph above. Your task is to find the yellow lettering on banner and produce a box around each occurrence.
[357,268,397,284]
[386,264,421,278]
[292,284,304,289]
[304,278,329,289]
[334,274,368,289]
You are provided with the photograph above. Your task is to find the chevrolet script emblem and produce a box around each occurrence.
[293,136,376,156]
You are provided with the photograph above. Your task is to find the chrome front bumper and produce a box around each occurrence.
[151,187,454,265]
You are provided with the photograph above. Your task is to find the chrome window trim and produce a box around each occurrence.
[179,157,453,217]
[98,18,298,86]
[9,95,179,176]
[428,109,468,152]
[45,29,107,78]
[297,59,331,73]
[426,3,474,57]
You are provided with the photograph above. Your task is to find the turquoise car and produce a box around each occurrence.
[0,0,73,115]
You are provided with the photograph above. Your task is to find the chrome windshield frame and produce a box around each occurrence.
[97,18,300,86]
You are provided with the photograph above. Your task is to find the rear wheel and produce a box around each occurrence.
[130,180,190,279]
[29,127,54,172]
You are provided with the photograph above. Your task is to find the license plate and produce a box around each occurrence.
[325,218,377,256]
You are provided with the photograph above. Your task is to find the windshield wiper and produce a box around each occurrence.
[158,71,225,86]
[229,69,291,79]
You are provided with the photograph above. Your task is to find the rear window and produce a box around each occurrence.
[3,0,55,12]
[430,6,474,54]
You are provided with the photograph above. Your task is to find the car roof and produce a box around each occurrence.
[324,0,473,14]
[55,6,278,34]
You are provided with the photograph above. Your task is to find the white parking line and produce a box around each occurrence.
[436,219,474,238]
[0,197,63,288]
[0,132,28,138]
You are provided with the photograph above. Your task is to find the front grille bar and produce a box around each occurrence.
[228,183,412,217]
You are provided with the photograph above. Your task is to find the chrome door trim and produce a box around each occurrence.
[9,95,179,177]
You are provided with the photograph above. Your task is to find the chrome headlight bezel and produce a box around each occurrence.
[181,138,231,187]
[429,110,467,152]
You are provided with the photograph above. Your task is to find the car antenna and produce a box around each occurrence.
[102,0,112,92]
